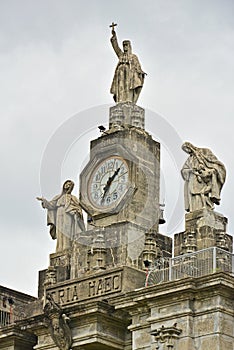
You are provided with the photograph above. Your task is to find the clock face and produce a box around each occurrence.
[88,156,129,208]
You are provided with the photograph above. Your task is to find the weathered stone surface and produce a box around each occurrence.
[37,180,85,254]
[110,25,145,104]
[174,209,233,256]
[1,25,233,350]
[0,286,37,326]
[181,142,226,212]
[110,273,234,350]
[45,266,145,306]
[80,126,160,230]
[109,103,145,129]
[43,293,72,350]
[151,324,182,349]
[0,327,37,350]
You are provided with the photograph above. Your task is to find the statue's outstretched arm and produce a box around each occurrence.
[36,197,56,210]
[110,29,122,58]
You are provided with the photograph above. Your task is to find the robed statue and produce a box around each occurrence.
[110,23,146,104]
[37,180,85,253]
[181,142,226,212]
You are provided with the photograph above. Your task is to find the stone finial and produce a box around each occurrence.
[44,266,57,287]
[142,231,161,270]
[181,142,226,213]
[88,230,107,271]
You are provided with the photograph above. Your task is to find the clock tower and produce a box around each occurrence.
[1,24,233,350]
[77,101,165,271]
[75,25,171,276]
[80,104,160,229]
[35,25,172,296]
[34,25,172,350]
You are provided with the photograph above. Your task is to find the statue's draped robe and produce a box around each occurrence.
[181,147,226,212]
[110,36,145,103]
[44,194,85,252]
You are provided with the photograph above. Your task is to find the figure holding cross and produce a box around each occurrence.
[109,22,146,104]
[109,22,117,34]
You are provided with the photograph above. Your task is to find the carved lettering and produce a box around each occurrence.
[66,287,70,303]
[89,281,96,297]
[71,286,78,301]
[47,272,122,305]
[104,276,112,292]
[59,289,65,304]
[97,279,103,295]
[113,275,120,290]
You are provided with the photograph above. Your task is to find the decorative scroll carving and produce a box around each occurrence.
[44,293,72,350]
[152,324,182,349]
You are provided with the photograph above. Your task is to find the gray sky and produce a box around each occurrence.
[0,0,234,296]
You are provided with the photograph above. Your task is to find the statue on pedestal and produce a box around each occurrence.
[37,180,85,253]
[110,22,146,104]
[181,142,226,212]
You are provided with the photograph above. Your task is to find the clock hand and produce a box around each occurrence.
[103,167,120,192]
[109,167,121,184]
[101,167,121,202]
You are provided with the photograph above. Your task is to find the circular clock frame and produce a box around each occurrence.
[88,156,129,209]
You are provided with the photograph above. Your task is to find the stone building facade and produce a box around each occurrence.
[0,101,233,350]
[0,27,233,350]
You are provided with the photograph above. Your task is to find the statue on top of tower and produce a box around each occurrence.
[181,142,226,212]
[109,22,146,104]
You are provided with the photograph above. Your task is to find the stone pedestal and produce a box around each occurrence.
[38,225,172,295]
[109,102,145,129]
[174,209,233,256]
[73,222,146,276]
[70,223,173,279]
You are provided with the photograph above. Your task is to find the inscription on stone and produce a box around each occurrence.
[47,272,122,305]
[88,274,121,297]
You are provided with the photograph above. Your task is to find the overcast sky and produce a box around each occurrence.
[0,0,234,296]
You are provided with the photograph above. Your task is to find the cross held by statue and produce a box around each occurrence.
[109,22,117,31]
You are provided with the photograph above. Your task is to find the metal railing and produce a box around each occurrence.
[0,308,27,328]
[146,247,234,286]
[0,310,11,327]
